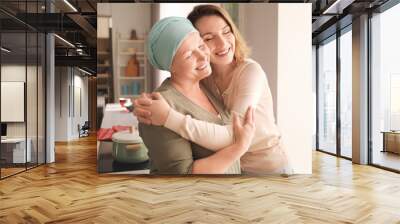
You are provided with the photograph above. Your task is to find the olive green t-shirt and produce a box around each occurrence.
[139,79,241,174]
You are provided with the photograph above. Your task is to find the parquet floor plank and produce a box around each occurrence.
[0,135,399,223]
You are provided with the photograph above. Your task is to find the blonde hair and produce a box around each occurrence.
[187,4,250,63]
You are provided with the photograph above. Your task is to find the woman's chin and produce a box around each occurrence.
[203,71,212,79]
[211,56,234,66]
[198,69,212,80]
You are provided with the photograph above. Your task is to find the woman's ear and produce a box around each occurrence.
[170,60,178,74]
[169,65,175,74]
[169,57,177,74]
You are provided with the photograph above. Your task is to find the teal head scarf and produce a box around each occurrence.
[147,16,197,71]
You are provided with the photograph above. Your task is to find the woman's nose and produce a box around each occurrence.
[195,48,208,60]
[215,35,228,49]
[203,44,211,56]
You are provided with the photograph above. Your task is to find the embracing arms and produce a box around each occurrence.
[139,107,255,174]
[135,62,267,151]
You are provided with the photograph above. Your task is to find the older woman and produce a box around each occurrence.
[135,5,292,175]
[140,16,255,174]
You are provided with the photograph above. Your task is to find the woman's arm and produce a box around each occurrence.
[140,123,238,174]
[134,92,235,150]
[164,109,234,150]
[192,108,255,174]
[229,62,268,115]
[139,107,255,174]
[133,61,267,150]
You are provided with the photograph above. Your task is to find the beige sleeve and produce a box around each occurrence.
[164,109,234,151]
[230,62,268,116]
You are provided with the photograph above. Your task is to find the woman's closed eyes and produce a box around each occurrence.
[184,44,207,59]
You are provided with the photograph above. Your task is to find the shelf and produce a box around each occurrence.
[97,51,110,58]
[119,76,145,80]
[98,51,110,55]
[119,39,145,43]
[97,73,109,79]
[119,94,141,98]
[116,32,148,102]
[119,64,144,67]
[97,85,110,89]
[119,52,145,56]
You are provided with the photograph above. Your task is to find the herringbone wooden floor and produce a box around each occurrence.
[1,135,399,223]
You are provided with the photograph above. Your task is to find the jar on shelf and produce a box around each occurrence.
[125,54,139,77]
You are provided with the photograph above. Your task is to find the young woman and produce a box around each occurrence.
[135,5,292,175]
[140,16,255,174]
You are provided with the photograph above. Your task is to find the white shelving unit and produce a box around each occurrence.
[115,34,149,100]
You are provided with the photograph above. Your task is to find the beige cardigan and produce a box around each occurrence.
[163,59,291,174]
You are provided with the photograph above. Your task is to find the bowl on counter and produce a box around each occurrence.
[112,131,148,163]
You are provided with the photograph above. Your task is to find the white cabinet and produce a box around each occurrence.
[115,34,150,100]
[1,138,32,163]
[13,140,31,163]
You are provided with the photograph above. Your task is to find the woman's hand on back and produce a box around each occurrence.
[232,107,255,152]
[133,93,153,124]
[133,92,171,126]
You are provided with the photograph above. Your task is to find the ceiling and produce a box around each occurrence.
[310,0,391,43]
[0,0,395,72]
[0,0,99,72]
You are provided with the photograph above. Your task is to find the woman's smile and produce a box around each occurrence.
[215,47,231,57]
[196,62,209,70]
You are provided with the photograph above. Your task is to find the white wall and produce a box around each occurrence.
[277,4,312,174]
[1,65,26,81]
[241,4,279,118]
[55,67,69,141]
[241,4,312,174]
[1,65,37,137]
[1,66,26,131]
[1,66,26,139]
[72,74,89,138]
[98,3,152,40]
[1,64,46,164]
[54,67,89,141]
[312,45,317,150]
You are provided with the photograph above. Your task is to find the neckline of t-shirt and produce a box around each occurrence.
[215,59,252,97]
[166,80,224,122]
